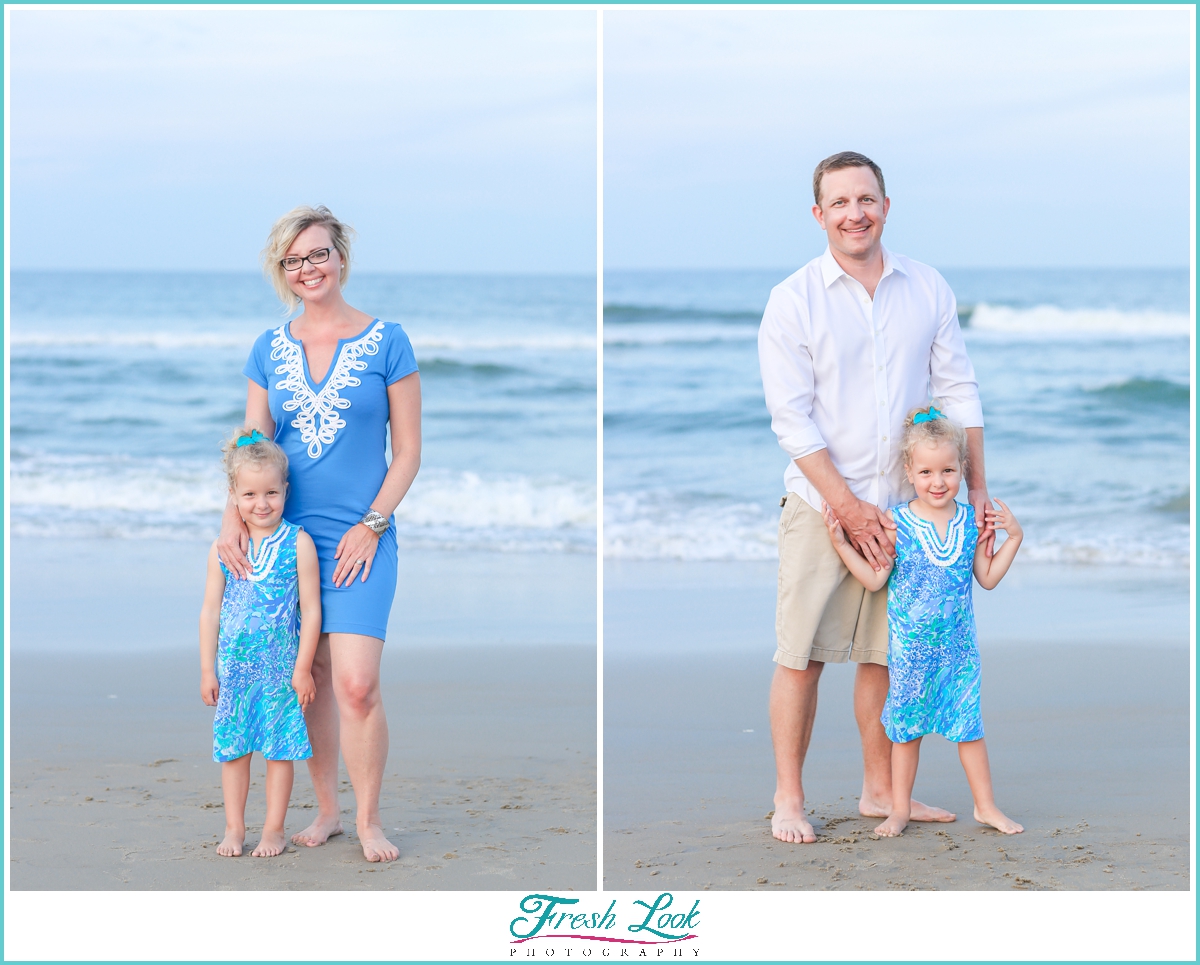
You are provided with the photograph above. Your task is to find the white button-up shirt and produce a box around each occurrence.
[758,246,984,512]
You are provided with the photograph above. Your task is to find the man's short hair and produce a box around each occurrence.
[812,152,886,205]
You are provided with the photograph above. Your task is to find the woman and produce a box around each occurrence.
[218,205,421,862]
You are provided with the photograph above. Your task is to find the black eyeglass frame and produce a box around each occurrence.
[280,247,338,272]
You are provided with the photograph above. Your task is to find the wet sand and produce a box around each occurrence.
[605,561,1191,891]
[12,646,595,890]
[9,538,596,891]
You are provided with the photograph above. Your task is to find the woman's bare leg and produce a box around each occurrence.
[958,738,1023,834]
[328,632,398,862]
[292,634,345,846]
[218,755,251,856]
[875,738,920,837]
[253,760,294,856]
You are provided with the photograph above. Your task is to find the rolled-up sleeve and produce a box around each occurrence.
[759,289,827,459]
[929,279,984,429]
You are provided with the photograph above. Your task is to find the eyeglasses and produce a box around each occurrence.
[281,247,336,272]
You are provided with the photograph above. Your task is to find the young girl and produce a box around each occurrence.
[823,405,1024,837]
[199,427,321,857]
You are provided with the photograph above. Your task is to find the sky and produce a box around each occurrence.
[9,9,597,273]
[604,8,1193,270]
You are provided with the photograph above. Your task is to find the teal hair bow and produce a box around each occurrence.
[913,406,943,424]
[236,430,266,447]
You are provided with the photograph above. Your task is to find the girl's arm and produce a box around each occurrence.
[821,501,893,592]
[216,382,277,581]
[331,372,423,587]
[199,543,226,706]
[292,531,322,708]
[973,498,1023,590]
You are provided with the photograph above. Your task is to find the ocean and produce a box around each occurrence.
[10,271,597,555]
[603,267,1192,568]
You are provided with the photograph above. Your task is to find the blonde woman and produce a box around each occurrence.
[218,205,421,862]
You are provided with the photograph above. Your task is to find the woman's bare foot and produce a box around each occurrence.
[216,827,245,856]
[975,804,1023,834]
[252,829,287,857]
[291,813,344,847]
[771,797,816,843]
[874,813,908,837]
[358,823,400,862]
[860,795,955,823]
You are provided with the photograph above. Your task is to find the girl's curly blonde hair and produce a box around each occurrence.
[901,404,969,472]
[221,425,289,490]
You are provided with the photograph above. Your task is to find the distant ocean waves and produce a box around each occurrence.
[11,453,596,553]
[603,490,1190,567]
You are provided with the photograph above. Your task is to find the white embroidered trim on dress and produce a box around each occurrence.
[270,320,385,458]
[244,522,291,583]
[902,504,967,568]
[219,522,290,583]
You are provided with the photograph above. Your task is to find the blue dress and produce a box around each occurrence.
[881,501,984,744]
[244,319,419,640]
[214,521,313,762]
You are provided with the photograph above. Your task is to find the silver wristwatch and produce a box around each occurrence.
[360,509,390,535]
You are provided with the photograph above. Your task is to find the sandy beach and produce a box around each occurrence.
[604,560,1191,891]
[10,538,596,890]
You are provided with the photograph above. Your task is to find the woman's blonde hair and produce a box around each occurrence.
[901,404,969,472]
[221,425,289,490]
[261,205,355,313]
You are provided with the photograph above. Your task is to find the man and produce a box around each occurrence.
[758,151,992,843]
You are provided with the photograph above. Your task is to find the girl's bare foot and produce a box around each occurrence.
[252,829,287,857]
[874,813,908,837]
[291,814,344,847]
[974,804,1023,834]
[358,823,400,862]
[216,827,245,856]
[771,797,817,843]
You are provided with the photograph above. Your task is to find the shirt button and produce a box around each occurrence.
[882,435,887,441]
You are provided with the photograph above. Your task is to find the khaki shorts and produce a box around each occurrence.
[775,493,888,671]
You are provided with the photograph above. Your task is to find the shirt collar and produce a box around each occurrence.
[819,244,908,289]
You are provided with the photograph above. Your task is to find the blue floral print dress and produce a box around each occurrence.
[881,501,984,744]
[213,520,313,762]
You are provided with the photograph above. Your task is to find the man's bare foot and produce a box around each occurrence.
[975,804,1023,834]
[874,813,908,837]
[291,814,344,847]
[216,827,245,857]
[771,798,816,844]
[358,823,400,862]
[860,795,956,823]
[251,829,287,857]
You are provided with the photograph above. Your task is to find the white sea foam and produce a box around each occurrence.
[603,492,1188,567]
[967,304,1191,337]
[9,453,595,551]
[603,323,759,346]
[9,330,595,353]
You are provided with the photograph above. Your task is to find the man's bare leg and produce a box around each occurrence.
[330,633,399,862]
[769,661,823,843]
[291,634,345,847]
[854,662,955,823]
